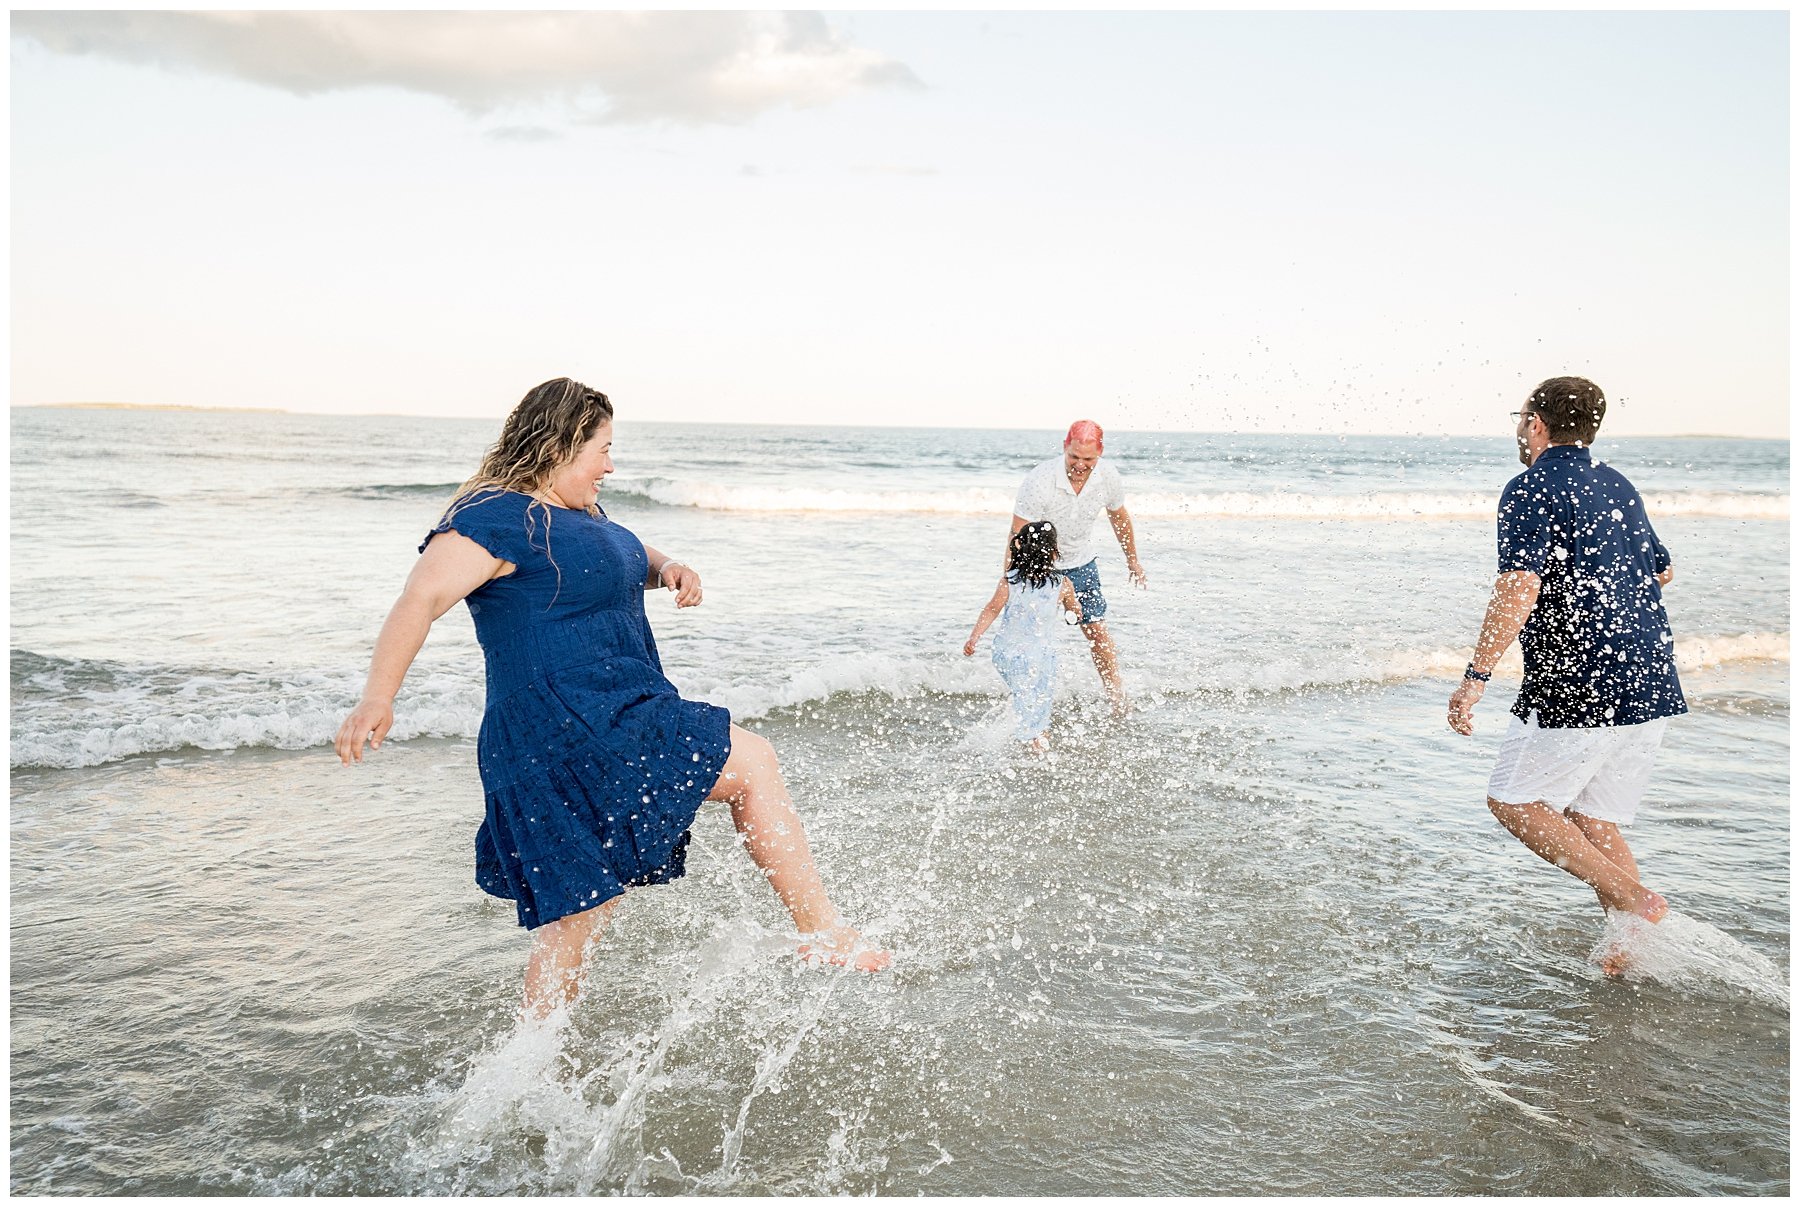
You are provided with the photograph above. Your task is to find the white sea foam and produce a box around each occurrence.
[690,652,999,723]
[611,477,1787,521]
[1371,633,1790,684]
[1646,491,1791,520]
[689,631,1792,723]
[9,662,483,770]
[1673,631,1790,671]
[623,478,1015,516]
[10,632,1787,769]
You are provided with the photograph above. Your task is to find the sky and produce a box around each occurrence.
[8,10,1790,437]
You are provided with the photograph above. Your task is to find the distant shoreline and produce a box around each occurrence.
[9,403,1781,441]
[19,402,291,415]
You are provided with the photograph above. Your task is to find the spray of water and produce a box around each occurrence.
[1591,910,1789,1007]
[406,917,799,1193]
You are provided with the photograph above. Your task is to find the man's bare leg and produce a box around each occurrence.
[1487,797,1667,920]
[1570,813,1650,975]
[1569,813,1641,906]
[709,723,890,972]
[1079,620,1129,717]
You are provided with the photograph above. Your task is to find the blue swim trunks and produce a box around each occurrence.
[1061,559,1107,624]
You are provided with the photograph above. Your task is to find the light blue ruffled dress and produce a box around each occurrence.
[990,575,1062,741]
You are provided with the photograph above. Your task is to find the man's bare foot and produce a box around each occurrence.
[1596,946,1633,978]
[1025,735,1049,755]
[1599,882,1667,922]
[1594,910,1653,978]
[797,925,892,973]
[1625,887,1669,923]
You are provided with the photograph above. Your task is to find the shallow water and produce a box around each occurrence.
[9,408,1790,1193]
[12,675,1788,1194]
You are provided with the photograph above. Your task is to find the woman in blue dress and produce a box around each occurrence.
[335,378,889,1017]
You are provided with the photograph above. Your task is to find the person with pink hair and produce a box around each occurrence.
[1004,419,1146,716]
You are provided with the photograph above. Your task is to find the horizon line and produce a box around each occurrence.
[10,402,1787,442]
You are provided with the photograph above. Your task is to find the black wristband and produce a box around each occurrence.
[1463,663,1491,682]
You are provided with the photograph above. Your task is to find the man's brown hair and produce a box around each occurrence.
[1526,376,1606,445]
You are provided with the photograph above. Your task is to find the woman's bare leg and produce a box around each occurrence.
[522,896,622,1019]
[708,724,890,971]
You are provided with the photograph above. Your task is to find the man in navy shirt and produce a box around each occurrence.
[1448,377,1685,969]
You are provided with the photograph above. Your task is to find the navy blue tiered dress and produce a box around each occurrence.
[422,489,732,929]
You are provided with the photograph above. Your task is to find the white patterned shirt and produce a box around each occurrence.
[1012,457,1125,569]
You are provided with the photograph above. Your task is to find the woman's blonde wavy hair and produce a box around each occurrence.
[440,378,614,590]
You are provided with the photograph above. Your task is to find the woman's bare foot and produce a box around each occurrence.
[797,925,892,973]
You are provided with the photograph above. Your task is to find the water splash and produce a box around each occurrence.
[409,919,786,1194]
[704,968,839,1187]
[1591,910,1789,1007]
[438,1009,570,1144]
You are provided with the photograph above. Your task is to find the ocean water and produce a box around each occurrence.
[9,405,1789,1194]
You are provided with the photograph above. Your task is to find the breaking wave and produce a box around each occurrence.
[10,650,482,771]
[603,478,1787,521]
[1372,632,1789,682]
[339,482,465,501]
[13,632,1785,770]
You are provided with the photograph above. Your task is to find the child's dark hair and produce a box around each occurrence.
[1007,521,1059,589]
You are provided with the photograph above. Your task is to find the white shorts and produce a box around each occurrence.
[1486,712,1670,826]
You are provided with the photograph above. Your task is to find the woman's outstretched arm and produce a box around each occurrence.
[335,532,507,764]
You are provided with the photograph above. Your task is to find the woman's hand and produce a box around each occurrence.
[661,561,703,608]
[963,635,979,656]
[337,696,395,764]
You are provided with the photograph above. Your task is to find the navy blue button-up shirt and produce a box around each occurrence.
[1496,444,1686,728]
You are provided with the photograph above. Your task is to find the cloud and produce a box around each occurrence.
[11,10,921,125]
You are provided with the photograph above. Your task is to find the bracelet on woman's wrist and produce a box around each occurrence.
[1463,662,1491,682]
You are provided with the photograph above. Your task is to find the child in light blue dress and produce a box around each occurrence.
[964,521,1079,750]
